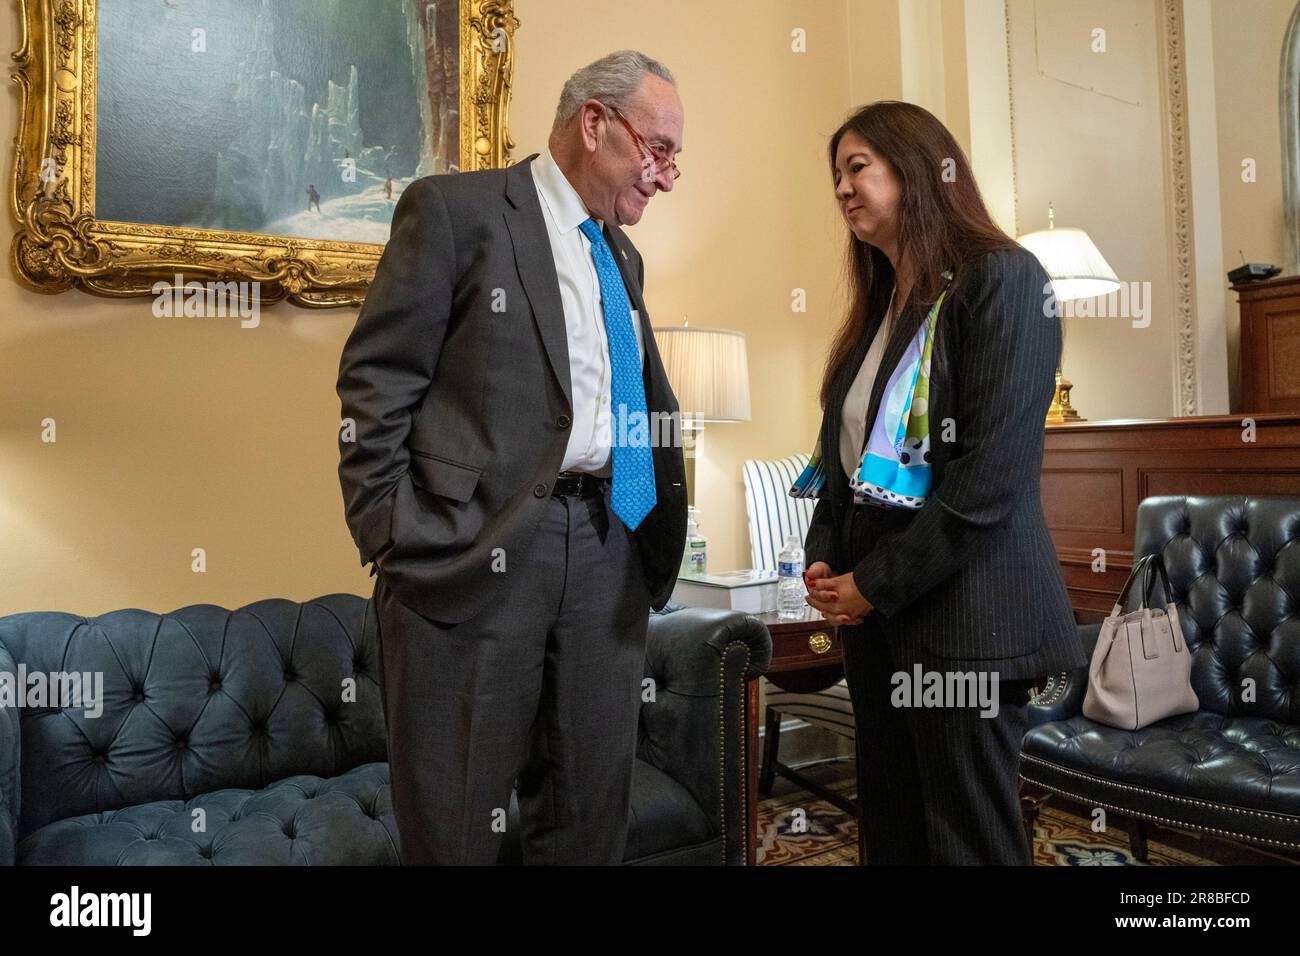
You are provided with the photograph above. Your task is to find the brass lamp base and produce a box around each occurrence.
[1045,366,1085,426]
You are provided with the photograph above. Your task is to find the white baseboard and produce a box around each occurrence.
[757,717,854,766]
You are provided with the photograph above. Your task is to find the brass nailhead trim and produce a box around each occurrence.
[1028,671,1071,707]
[718,639,752,866]
[1021,755,1300,850]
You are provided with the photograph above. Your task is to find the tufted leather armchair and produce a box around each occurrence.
[1021,495,1300,858]
[0,594,769,865]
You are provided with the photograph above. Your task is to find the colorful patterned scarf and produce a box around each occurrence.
[790,279,950,510]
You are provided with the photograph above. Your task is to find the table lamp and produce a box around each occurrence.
[1017,204,1121,425]
[651,321,751,519]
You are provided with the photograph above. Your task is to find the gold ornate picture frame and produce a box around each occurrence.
[9,0,518,308]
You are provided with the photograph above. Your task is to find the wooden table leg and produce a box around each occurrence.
[746,679,759,866]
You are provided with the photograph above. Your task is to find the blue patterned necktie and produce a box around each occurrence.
[577,217,657,530]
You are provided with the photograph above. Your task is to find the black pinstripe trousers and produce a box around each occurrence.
[840,504,1037,866]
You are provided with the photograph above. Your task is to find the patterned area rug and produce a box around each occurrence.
[1030,805,1206,865]
[756,759,1292,866]
[756,775,860,866]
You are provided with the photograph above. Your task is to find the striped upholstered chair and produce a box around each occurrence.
[742,455,860,823]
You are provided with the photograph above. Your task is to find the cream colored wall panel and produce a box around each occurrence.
[1033,0,1144,105]
[1008,0,1175,421]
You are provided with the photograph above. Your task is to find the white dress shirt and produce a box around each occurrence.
[531,148,646,476]
[840,288,895,480]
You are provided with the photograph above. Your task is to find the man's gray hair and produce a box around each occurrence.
[553,50,676,129]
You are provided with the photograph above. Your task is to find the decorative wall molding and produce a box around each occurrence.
[1004,0,1021,238]
[1281,2,1300,275]
[1158,0,1199,415]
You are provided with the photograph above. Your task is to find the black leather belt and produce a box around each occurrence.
[551,471,609,498]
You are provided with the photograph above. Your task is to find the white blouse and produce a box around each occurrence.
[839,288,896,480]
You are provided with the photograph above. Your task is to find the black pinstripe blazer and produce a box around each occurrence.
[804,245,1086,681]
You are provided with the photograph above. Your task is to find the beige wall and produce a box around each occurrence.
[1001,0,1291,420]
[0,0,853,616]
[1212,0,1294,412]
[848,0,903,104]
[1006,0,1179,421]
[963,0,1017,236]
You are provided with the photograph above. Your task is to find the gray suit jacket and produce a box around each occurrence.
[805,246,1086,680]
[336,154,688,625]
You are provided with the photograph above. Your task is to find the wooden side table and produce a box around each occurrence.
[745,607,844,865]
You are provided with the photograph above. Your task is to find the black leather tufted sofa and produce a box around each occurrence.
[1021,495,1300,857]
[0,594,769,865]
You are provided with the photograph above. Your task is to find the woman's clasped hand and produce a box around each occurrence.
[803,561,872,626]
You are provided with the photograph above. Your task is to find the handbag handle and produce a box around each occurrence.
[1111,555,1154,613]
[1137,554,1174,610]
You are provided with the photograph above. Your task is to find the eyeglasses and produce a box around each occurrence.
[603,103,681,181]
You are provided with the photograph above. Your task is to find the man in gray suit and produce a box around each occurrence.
[336,51,687,865]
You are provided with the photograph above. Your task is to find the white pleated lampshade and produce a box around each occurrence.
[1017,226,1120,301]
[652,326,751,422]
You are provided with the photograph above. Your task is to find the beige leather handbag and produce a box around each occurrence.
[1082,555,1199,730]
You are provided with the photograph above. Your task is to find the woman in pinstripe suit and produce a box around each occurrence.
[801,102,1086,865]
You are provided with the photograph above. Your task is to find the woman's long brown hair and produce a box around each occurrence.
[820,101,1016,408]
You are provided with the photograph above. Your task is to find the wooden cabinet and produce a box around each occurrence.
[1235,275,1300,413]
[1040,413,1300,623]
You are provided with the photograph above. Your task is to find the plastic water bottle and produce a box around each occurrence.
[778,533,806,620]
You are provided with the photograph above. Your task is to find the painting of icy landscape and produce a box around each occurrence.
[96,0,460,244]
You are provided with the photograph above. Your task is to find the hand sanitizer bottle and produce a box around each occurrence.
[681,510,697,575]
[682,506,707,576]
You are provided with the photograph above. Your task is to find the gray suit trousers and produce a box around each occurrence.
[374,482,651,864]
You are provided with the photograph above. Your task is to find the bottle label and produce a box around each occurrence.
[779,561,802,577]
